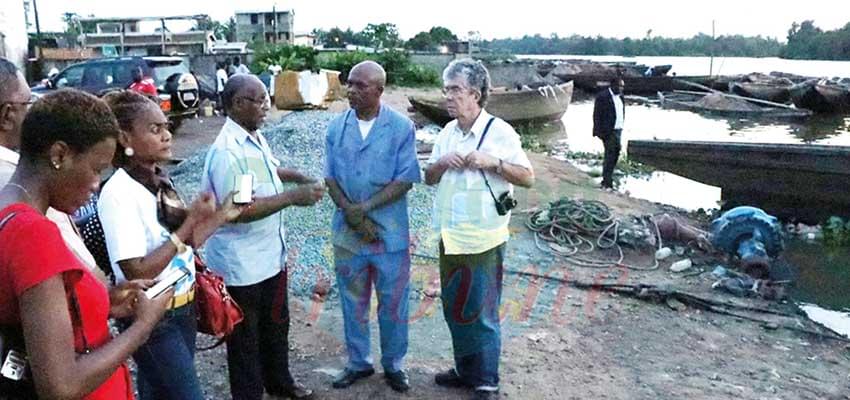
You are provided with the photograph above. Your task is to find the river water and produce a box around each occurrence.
[520,55,850,336]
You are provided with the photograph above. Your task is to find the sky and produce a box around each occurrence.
[29,0,850,42]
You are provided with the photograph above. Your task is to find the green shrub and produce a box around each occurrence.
[252,44,318,73]
[823,216,850,246]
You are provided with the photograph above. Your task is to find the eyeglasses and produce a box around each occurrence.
[237,95,270,107]
[2,99,35,109]
[441,85,470,97]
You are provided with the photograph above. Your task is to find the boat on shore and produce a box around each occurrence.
[627,139,850,223]
[789,80,850,113]
[658,91,812,120]
[729,81,792,104]
[409,81,574,126]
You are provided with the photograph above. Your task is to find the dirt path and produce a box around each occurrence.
[177,88,850,400]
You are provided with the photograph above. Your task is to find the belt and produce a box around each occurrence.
[167,289,195,310]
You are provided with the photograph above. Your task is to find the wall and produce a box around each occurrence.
[0,1,28,70]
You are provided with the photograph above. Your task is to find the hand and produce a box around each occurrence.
[343,203,368,228]
[439,152,466,170]
[465,151,499,170]
[190,191,248,247]
[288,182,325,206]
[188,192,217,221]
[133,286,174,327]
[109,279,154,319]
[354,217,380,243]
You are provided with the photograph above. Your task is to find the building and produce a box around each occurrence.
[293,33,315,47]
[0,0,28,69]
[78,15,213,57]
[234,9,294,45]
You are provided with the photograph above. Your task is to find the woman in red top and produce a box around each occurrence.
[0,89,174,400]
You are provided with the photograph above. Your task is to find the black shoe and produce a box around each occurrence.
[434,368,467,388]
[471,389,500,400]
[277,381,314,399]
[385,370,410,393]
[332,367,375,389]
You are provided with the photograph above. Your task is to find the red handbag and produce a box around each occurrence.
[194,255,243,349]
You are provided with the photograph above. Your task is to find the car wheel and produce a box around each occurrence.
[169,117,184,133]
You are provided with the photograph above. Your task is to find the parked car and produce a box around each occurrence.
[32,56,200,130]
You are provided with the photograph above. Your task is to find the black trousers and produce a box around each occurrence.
[225,272,294,400]
[600,129,622,188]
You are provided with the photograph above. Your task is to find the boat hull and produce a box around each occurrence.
[790,80,850,113]
[628,139,850,222]
[729,82,791,104]
[409,81,573,126]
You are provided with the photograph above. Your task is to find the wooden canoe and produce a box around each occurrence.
[729,82,792,104]
[789,80,850,113]
[658,91,812,120]
[409,81,574,126]
[627,139,850,222]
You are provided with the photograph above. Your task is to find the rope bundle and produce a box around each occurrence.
[526,198,660,270]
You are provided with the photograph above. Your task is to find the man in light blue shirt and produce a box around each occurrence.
[201,74,324,400]
[324,61,421,393]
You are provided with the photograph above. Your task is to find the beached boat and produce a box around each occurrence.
[409,81,574,126]
[729,81,792,104]
[627,140,850,222]
[658,91,812,120]
[789,80,850,113]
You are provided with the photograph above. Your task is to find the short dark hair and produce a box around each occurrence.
[102,90,159,166]
[0,57,21,101]
[20,89,120,161]
[221,74,256,112]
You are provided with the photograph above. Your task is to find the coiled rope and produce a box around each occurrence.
[525,198,661,270]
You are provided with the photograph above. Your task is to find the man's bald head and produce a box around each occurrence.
[0,58,30,149]
[222,74,265,112]
[222,74,269,133]
[350,61,386,89]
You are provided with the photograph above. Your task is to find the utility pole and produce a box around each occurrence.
[32,0,42,58]
[709,20,715,76]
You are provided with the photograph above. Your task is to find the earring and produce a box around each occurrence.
[124,147,135,157]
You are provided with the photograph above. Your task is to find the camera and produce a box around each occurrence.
[494,192,517,216]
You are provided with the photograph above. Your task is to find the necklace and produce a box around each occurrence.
[6,183,34,203]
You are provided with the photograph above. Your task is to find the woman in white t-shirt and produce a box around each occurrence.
[99,91,242,400]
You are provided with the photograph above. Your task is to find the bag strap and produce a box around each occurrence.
[0,210,91,354]
[474,117,501,205]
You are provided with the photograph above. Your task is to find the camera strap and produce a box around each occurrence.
[475,117,501,205]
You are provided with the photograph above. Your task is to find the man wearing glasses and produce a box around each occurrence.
[0,57,32,184]
[201,74,324,400]
[425,59,534,400]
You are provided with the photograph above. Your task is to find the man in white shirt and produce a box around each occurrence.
[592,77,626,189]
[233,56,251,75]
[216,62,228,112]
[424,59,534,400]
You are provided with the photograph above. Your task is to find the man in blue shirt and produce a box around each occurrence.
[324,61,421,393]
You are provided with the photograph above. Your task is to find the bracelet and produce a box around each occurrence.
[169,232,187,254]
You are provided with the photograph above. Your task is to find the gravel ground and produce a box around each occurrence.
[171,110,439,298]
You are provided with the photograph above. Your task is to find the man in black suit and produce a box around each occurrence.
[592,77,626,189]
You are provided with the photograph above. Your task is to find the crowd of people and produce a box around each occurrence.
[0,55,533,400]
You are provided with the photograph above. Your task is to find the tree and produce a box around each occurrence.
[428,26,457,45]
[62,12,96,36]
[406,31,435,51]
[361,23,401,49]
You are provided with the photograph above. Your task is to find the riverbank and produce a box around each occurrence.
[171,89,850,400]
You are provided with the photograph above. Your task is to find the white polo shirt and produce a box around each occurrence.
[98,168,195,296]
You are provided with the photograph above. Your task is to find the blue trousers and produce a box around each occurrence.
[439,242,506,390]
[124,303,204,400]
[334,246,410,373]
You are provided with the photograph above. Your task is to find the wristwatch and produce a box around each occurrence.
[495,159,504,175]
[169,232,187,254]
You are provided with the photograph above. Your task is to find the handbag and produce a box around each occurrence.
[193,254,243,350]
[0,212,91,399]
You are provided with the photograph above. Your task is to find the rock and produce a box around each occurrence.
[655,247,673,260]
[666,298,687,312]
[670,259,693,273]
